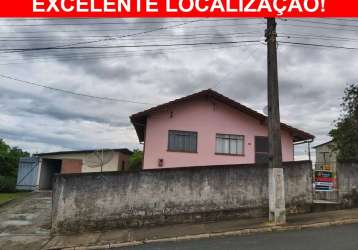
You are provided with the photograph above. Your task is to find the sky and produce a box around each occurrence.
[0,18,357,160]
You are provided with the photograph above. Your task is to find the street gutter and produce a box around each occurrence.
[55,218,358,250]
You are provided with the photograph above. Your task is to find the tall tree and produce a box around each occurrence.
[329,84,358,161]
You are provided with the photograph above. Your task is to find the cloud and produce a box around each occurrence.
[0,18,356,158]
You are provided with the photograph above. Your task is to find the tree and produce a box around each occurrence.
[128,149,143,171]
[0,139,29,192]
[329,84,358,161]
[0,139,29,177]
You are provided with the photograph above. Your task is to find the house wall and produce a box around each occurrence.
[80,151,121,173]
[52,161,312,233]
[143,97,294,169]
[315,142,337,163]
[42,151,130,173]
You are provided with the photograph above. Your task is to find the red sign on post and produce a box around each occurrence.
[0,0,357,18]
[315,177,334,183]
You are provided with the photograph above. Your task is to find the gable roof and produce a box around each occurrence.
[312,140,334,149]
[130,89,314,143]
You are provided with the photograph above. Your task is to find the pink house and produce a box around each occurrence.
[131,89,314,169]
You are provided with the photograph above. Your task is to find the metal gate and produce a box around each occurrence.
[16,157,39,191]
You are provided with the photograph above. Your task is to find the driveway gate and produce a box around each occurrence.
[16,157,39,191]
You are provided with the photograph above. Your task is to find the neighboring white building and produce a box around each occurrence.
[313,141,337,164]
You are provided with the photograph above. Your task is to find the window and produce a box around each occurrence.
[168,130,197,153]
[216,134,244,155]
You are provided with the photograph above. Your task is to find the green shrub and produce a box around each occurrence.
[128,150,143,171]
[0,175,17,193]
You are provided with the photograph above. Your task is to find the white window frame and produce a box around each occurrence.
[215,134,245,155]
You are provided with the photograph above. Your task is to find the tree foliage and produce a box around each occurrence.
[128,149,143,171]
[329,84,358,161]
[0,139,30,192]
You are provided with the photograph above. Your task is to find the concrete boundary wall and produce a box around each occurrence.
[338,161,358,208]
[52,161,313,234]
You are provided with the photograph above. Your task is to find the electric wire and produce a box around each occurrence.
[0,40,262,53]
[0,43,263,66]
[0,18,260,27]
[278,41,358,51]
[282,19,358,28]
[0,73,154,105]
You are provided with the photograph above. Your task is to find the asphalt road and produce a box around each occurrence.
[117,223,358,250]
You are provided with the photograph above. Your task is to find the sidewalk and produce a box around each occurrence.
[44,208,358,250]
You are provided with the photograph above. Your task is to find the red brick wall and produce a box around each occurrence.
[61,159,82,174]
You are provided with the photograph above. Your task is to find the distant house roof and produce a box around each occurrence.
[35,148,133,157]
[312,140,334,149]
[130,89,315,143]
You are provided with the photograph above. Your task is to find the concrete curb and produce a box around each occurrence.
[56,218,358,250]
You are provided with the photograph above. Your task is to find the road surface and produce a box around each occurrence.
[117,223,358,250]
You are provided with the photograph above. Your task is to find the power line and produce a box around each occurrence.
[331,18,358,23]
[0,18,259,27]
[24,19,239,51]
[0,32,262,43]
[0,32,262,42]
[0,73,153,105]
[0,20,196,27]
[0,31,260,38]
[0,36,264,56]
[41,19,206,49]
[0,38,262,59]
[0,40,262,53]
[277,21,358,33]
[0,34,262,48]
[0,23,264,35]
[278,35,358,43]
[0,43,262,66]
[280,32,358,42]
[0,19,207,53]
[282,19,358,28]
[278,41,358,51]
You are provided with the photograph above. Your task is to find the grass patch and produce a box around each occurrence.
[0,192,30,205]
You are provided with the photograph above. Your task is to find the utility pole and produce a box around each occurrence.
[265,18,286,225]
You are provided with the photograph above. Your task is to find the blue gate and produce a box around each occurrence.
[16,157,39,191]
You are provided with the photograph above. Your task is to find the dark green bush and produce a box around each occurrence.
[128,150,143,171]
[0,175,17,193]
[0,139,29,193]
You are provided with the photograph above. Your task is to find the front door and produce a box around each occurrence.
[255,136,269,164]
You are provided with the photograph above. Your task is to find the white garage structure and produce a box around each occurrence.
[16,148,132,190]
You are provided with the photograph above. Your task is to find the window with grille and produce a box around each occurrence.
[168,130,198,153]
[216,134,244,155]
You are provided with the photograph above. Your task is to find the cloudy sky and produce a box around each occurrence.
[0,18,357,160]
